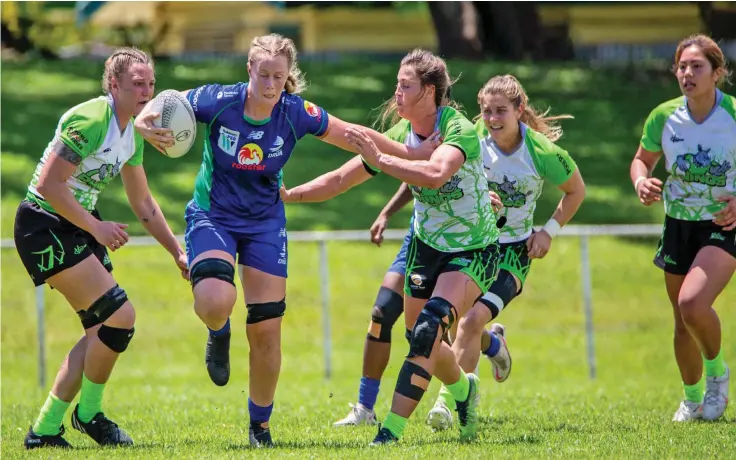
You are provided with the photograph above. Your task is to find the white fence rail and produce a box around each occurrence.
[1,224,662,388]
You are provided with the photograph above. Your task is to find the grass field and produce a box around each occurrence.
[2,59,736,457]
[2,237,735,458]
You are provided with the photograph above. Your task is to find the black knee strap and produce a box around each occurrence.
[405,328,412,344]
[408,296,456,359]
[479,269,520,320]
[247,298,286,324]
[367,287,404,343]
[396,361,432,401]
[81,285,128,325]
[190,258,235,288]
[98,325,135,353]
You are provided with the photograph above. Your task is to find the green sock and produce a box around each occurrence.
[683,377,704,403]
[445,372,470,403]
[32,393,70,436]
[704,350,727,377]
[383,412,408,439]
[78,374,105,423]
[438,384,457,411]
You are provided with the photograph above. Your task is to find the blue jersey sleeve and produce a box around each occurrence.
[284,94,329,139]
[187,84,225,125]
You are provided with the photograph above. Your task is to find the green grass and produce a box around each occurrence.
[0,58,700,238]
[2,237,735,458]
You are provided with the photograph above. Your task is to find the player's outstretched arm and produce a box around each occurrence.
[347,126,464,188]
[282,156,374,203]
[318,115,439,160]
[121,164,189,279]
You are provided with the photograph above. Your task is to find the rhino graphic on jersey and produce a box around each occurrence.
[75,158,123,191]
[674,144,731,187]
[489,175,532,208]
[410,175,464,205]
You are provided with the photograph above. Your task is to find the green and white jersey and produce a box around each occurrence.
[27,94,144,213]
[640,90,736,221]
[383,106,498,252]
[476,121,577,243]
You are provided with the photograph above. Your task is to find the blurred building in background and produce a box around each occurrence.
[2,1,735,63]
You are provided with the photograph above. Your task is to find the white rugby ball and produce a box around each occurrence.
[149,89,196,158]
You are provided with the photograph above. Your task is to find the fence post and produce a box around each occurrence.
[36,285,46,389]
[580,235,597,380]
[318,239,332,379]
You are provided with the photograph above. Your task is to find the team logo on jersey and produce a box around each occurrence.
[268,136,284,158]
[488,175,532,208]
[410,272,424,287]
[75,158,123,191]
[232,143,265,171]
[218,126,240,156]
[410,175,464,205]
[304,101,321,119]
[674,144,730,187]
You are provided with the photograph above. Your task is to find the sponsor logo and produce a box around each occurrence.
[710,232,726,241]
[103,148,112,154]
[232,143,265,171]
[304,101,321,119]
[66,127,89,150]
[247,131,264,140]
[176,130,191,142]
[410,272,424,287]
[556,153,572,175]
[191,86,204,112]
[278,227,287,238]
[278,242,287,265]
[268,136,284,158]
[216,90,239,99]
[450,257,471,267]
[218,126,240,156]
[74,244,87,255]
[670,134,685,143]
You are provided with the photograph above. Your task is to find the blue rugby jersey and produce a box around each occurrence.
[186,83,328,233]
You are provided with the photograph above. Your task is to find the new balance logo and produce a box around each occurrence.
[670,134,685,143]
[247,131,264,140]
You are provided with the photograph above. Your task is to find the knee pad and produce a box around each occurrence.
[396,361,432,401]
[80,285,128,325]
[408,297,456,359]
[97,324,135,353]
[190,258,235,288]
[247,298,286,324]
[367,287,404,343]
[479,270,520,320]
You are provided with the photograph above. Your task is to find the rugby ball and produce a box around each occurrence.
[149,89,196,158]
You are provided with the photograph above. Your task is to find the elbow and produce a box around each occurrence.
[425,171,450,189]
[36,179,57,197]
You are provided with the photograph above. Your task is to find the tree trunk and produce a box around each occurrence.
[428,1,484,59]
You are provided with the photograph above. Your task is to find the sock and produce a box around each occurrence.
[209,318,231,337]
[32,393,70,436]
[248,398,274,427]
[437,384,457,411]
[78,374,105,423]
[358,376,380,411]
[382,412,408,439]
[683,377,705,403]
[704,350,726,377]
[483,331,501,358]
[446,372,470,403]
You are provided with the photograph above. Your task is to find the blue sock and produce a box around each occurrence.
[358,377,380,411]
[483,331,501,358]
[208,318,230,337]
[248,398,274,424]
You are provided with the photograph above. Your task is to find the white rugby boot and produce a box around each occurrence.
[672,400,703,422]
[703,366,730,421]
[332,403,377,427]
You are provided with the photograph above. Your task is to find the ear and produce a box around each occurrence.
[109,76,119,92]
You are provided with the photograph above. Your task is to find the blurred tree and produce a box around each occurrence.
[698,2,736,41]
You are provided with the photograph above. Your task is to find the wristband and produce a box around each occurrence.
[542,218,561,239]
[634,176,647,191]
